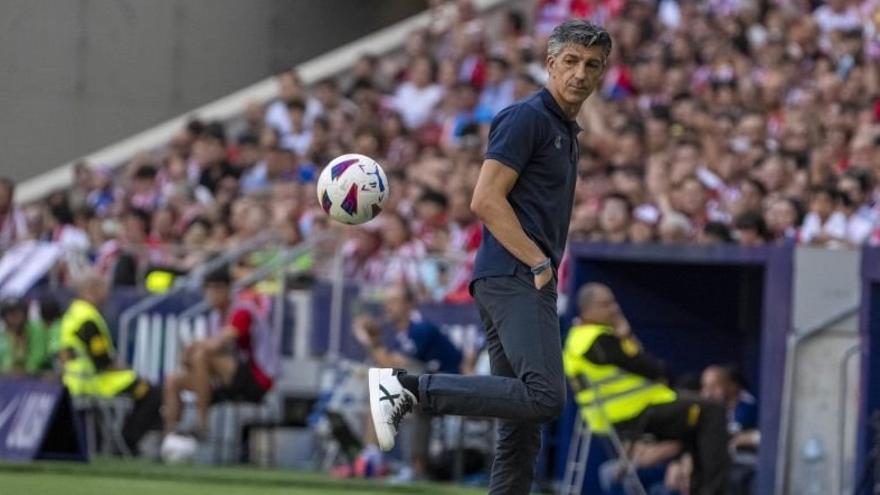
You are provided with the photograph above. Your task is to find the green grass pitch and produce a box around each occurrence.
[0,458,486,495]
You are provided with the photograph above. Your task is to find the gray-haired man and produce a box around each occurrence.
[368,20,612,494]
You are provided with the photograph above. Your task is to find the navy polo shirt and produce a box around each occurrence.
[472,87,580,281]
[386,320,463,374]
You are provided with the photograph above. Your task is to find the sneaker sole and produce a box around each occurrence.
[368,368,395,452]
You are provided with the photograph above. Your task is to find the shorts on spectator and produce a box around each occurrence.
[212,358,267,404]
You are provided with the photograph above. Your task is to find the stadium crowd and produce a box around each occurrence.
[2,0,880,302]
[3,1,874,491]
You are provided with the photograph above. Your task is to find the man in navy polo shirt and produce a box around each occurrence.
[368,20,612,494]
[353,285,462,375]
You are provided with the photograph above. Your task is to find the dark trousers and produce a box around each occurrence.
[418,265,566,495]
[121,378,162,454]
[618,398,731,495]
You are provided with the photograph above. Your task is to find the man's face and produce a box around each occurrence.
[123,215,147,242]
[811,192,834,218]
[701,368,736,404]
[486,60,505,85]
[316,84,337,107]
[738,115,766,145]
[612,170,642,197]
[193,137,224,165]
[629,221,654,243]
[583,286,619,325]
[239,144,261,167]
[738,182,765,213]
[674,144,700,172]
[766,200,796,233]
[838,177,863,205]
[646,119,668,150]
[384,288,411,323]
[547,43,607,108]
[679,180,707,216]
[266,149,291,175]
[412,58,433,87]
[132,176,154,194]
[204,282,230,310]
[288,107,305,129]
[570,206,598,239]
[600,198,629,233]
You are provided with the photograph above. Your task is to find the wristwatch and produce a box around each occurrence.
[531,258,552,276]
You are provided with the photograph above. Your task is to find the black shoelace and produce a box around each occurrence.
[389,393,414,428]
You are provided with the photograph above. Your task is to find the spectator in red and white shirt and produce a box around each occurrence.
[377,213,425,289]
[162,267,277,438]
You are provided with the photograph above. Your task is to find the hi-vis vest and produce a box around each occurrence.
[60,299,137,397]
[563,323,676,433]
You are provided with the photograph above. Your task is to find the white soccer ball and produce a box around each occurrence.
[316,153,389,225]
[160,433,199,464]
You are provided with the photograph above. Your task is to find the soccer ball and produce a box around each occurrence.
[316,153,389,225]
[160,433,199,464]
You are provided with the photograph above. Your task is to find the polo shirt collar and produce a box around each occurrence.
[540,87,581,131]
[540,87,567,120]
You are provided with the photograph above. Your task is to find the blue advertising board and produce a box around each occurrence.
[0,377,87,462]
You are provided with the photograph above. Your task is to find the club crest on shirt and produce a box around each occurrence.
[554,135,562,149]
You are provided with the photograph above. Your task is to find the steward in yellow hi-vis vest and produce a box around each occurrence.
[564,283,731,495]
[61,298,137,396]
[58,270,162,454]
[564,322,676,433]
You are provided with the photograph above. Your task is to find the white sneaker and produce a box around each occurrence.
[368,368,417,451]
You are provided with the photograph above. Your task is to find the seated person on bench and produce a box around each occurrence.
[347,284,463,480]
[162,267,278,441]
[663,364,760,495]
[563,283,730,495]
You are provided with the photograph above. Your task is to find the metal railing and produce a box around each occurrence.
[117,231,276,364]
[839,342,862,494]
[126,239,316,380]
[775,303,862,495]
